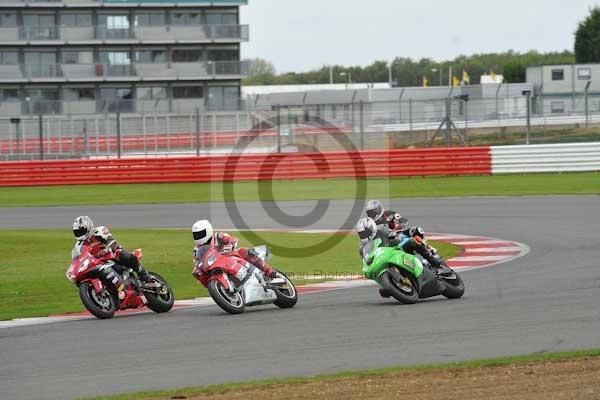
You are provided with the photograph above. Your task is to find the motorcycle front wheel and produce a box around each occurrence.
[79,282,117,319]
[442,271,465,299]
[380,269,419,304]
[144,272,175,313]
[272,271,298,309]
[208,279,245,315]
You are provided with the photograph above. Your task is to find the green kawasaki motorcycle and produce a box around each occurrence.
[361,238,465,304]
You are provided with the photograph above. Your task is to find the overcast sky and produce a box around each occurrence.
[241,0,599,73]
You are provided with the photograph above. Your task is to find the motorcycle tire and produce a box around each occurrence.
[442,271,465,299]
[208,279,245,315]
[144,272,175,313]
[380,270,419,304]
[79,281,117,320]
[273,271,298,309]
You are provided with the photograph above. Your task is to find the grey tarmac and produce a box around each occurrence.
[1,196,599,400]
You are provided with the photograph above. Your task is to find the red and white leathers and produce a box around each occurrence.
[74,226,119,258]
[192,232,276,285]
[74,226,147,278]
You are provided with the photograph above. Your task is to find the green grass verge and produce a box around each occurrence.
[81,349,600,400]
[0,172,598,207]
[0,229,461,321]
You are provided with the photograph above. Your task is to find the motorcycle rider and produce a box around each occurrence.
[72,216,151,291]
[191,220,278,283]
[365,200,442,271]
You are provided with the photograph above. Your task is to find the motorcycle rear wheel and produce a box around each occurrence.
[208,280,245,315]
[144,272,175,313]
[380,270,419,304]
[79,282,116,319]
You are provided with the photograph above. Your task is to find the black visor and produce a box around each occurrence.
[358,229,373,240]
[193,229,208,241]
[366,206,382,220]
[73,228,88,238]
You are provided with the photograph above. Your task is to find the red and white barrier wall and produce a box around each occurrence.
[0,143,597,187]
[491,142,600,174]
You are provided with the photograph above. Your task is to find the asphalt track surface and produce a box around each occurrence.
[1,196,600,400]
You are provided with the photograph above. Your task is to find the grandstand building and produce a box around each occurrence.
[0,0,248,116]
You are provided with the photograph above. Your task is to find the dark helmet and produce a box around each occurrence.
[409,226,426,240]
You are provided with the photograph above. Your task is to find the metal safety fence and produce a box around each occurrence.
[2,93,600,160]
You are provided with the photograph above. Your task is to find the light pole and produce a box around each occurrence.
[522,90,532,145]
[388,61,394,87]
[431,68,442,86]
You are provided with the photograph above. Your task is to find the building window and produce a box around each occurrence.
[171,11,202,26]
[62,50,93,64]
[206,10,237,25]
[25,88,60,114]
[551,69,564,81]
[172,49,203,62]
[0,88,19,102]
[98,14,130,39]
[207,49,238,61]
[99,51,131,65]
[135,50,167,63]
[0,51,18,65]
[137,86,167,100]
[22,14,57,40]
[23,14,55,28]
[208,86,240,110]
[551,101,565,114]
[134,12,166,27]
[64,87,95,101]
[102,15,129,29]
[99,87,134,112]
[578,68,592,80]
[0,13,17,27]
[61,13,92,27]
[173,86,203,98]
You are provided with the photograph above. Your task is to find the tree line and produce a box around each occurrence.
[244,7,600,87]
[244,51,575,86]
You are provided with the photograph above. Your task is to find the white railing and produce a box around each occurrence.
[491,142,600,173]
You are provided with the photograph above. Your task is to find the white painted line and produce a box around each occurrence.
[427,235,482,240]
[451,255,515,262]
[451,240,513,245]
[463,247,522,253]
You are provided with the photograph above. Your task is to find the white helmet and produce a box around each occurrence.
[73,216,94,240]
[357,217,378,242]
[192,220,213,246]
[366,200,384,222]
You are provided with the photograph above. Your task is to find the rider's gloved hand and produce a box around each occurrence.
[266,269,278,279]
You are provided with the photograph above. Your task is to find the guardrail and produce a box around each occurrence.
[0,147,492,187]
[491,142,600,173]
[2,142,597,187]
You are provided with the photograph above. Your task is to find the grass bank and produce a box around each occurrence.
[0,172,598,207]
[83,349,600,400]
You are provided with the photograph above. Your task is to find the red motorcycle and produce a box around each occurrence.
[194,245,297,315]
[66,246,174,319]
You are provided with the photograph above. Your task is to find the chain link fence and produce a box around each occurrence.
[2,93,600,160]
